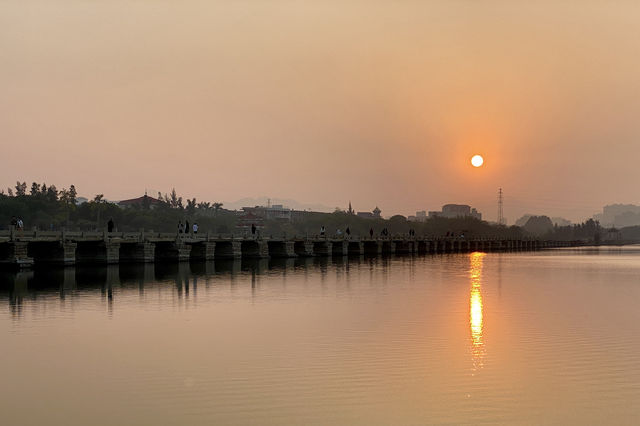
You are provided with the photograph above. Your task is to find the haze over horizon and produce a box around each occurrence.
[2,1,640,223]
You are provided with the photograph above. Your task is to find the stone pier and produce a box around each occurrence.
[155,241,192,262]
[393,240,412,254]
[363,240,383,255]
[190,241,216,261]
[294,241,314,257]
[214,241,242,259]
[331,241,348,256]
[241,240,269,258]
[0,241,33,268]
[268,241,297,258]
[347,241,364,256]
[312,241,333,256]
[120,242,155,263]
[76,240,120,264]
[28,241,77,265]
[381,241,395,255]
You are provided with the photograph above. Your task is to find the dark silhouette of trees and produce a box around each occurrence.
[14,181,27,196]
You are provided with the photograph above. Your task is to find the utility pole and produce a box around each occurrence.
[497,188,505,225]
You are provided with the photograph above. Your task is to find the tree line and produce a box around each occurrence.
[0,181,615,242]
[0,182,234,233]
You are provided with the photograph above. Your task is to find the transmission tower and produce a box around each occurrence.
[497,188,505,225]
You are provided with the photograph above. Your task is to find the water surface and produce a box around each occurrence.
[2,248,640,425]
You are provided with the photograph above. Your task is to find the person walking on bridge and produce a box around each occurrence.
[193,223,198,234]
[107,218,114,233]
[185,220,190,235]
[320,225,325,237]
[369,228,374,238]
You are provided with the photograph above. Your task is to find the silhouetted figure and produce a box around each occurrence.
[369,228,374,238]
[251,223,256,236]
[17,218,23,231]
[346,227,351,236]
[185,220,190,234]
[320,225,325,236]
[107,218,114,233]
[10,216,17,229]
[193,223,198,234]
[178,221,183,234]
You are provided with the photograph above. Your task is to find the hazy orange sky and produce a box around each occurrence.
[2,1,639,222]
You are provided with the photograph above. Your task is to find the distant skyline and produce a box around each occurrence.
[2,1,640,223]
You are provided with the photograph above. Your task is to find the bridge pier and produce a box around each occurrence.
[155,241,192,262]
[76,240,120,264]
[0,241,34,268]
[294,241,314,257]
[312,241,332,256]
[241,240,269,258]
[28,241,77,265]
[348,241,363,256]
[120,242,155,263]
[381,241,395,255]
[393,240,412,254]
[268,241,297,258]
[331,241,348,256]
[363,240,382,255]
[416,241,427,254]
[190,242,216,261]
[214,241,242,259]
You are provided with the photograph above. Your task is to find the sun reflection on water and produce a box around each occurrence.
[469,252,485,370]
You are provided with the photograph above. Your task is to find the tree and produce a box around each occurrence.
[46,185,58,202]
[30,182,41,196]
[7,188,13,196]
[169,188,178,208]
[186,198,197,215]
[68,185,77,204]
[212,202,223,216]
[93,194,104,203]
[15,181,27,196]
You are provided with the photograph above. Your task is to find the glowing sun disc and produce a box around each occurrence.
[471,155,484,167]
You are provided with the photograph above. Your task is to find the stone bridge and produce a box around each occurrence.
[0,230,573,268]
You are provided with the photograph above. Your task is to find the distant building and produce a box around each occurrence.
[241,204,292,221]
[236,211,264,230]
[604,227,622,241]
[409,210,427,222]
[356,206,382,219]
[430,204,482,220]
[118,194,163,209]
[595,204,640,228]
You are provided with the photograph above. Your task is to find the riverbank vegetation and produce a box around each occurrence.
[0,181,616,242]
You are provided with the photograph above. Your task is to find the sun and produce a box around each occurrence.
[471,155,484,168]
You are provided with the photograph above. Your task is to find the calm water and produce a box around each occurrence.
[2,248,640,425]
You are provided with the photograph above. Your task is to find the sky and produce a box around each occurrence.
[1,1,640,223]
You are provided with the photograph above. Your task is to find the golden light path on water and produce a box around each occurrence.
[469,252,485,371]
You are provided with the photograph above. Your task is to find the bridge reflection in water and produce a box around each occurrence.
[0,257,358,314]
[469,252,485,371]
